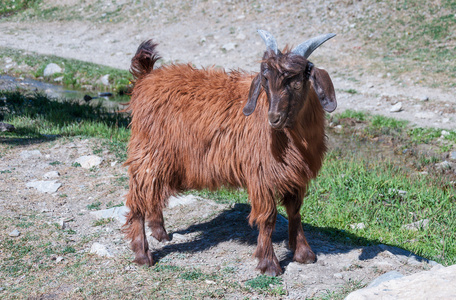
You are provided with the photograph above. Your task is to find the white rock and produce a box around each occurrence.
[222,42,237,52]
[350,223,366,230]
[90,242,113,258]
[346,264,456,300]
[43,63,62,76]
[75,155,103,169]
[43,171,60,179]
[420,95,429,102]
[53,76,64,82]
[55,256,64,263]
[236,32,246,40]
[168,195,198,208]
[450,151,456,160]
[26,180,62,193]
[90,206,130,224]
[441,130,450,137]
[402,219,429,231]
[390,102,402,112]
[9,229,20,237]
[100,74,110,86]
[20,150,42,159]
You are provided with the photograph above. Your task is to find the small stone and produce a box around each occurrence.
[205,280,216,284]
[100,74,110,86]
[20,150,42,159]
[168,195,198,208]
[90,206,130,224]
[43,63,62,76]
[390,102,402,112]
[59,218,67,229]
[171,233,186,241]
[221,42,237,52]
[435,161,451,171]
[54,76,64,82]
[333,273,343,279]
[236,32,246,40]
[402,219,430,231]
[74,155,103,169]
[55,256,64,263]
[420,95,429,102]
[450,151,456,160]
[43,171,60,179]
[90,242,113,258]
[350,222,366,230]
[26,180,62,193]
[9,229,20,237]
[388,188,407,195]
[0,122,15,132]
[110,161,117,167]
[441,130,450,137]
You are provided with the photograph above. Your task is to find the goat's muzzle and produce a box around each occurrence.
[268,111,287,130]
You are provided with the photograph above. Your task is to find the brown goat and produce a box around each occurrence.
[123,30,337,276]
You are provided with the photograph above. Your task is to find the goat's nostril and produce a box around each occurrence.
[268,112,282,125]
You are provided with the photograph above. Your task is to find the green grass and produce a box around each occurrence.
[0,0,41,17]
[357,0,456,88]
[0,91,130,155]
[245,275,286,296]
[0,47,132,92]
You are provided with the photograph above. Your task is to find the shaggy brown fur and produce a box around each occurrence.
[123,39,336,276]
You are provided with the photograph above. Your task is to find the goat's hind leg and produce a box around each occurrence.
[283,191,316,264]
[123,210,153,266]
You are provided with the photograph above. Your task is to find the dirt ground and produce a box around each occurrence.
[0,0,455,129]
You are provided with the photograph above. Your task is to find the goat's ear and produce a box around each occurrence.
[243,74,262,116]
[310,67,337,112]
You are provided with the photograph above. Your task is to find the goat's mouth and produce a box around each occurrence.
[268,115,287,130]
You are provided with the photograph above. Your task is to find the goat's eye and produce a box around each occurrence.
[291,81,302,90]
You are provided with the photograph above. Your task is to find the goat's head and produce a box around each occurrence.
[243,30,337,130]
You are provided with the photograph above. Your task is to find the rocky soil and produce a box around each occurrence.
[0,137,443,298]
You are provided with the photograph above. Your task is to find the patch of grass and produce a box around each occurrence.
[0,47,132,92]
[93,218,114,227]
[0,91,131,146]
[0,0,41,17]
[315,279,366,300]
[245,275,286,296]
[49,161,61,166]
[302,149,456,265]
[179,269,205,281]
[87,201,102,211]
[334,109,367,122]
[357,0,456,88]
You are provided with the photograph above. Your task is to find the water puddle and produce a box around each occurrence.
[0,75,127,111]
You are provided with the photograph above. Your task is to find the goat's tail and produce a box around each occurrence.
[130,40,161,82]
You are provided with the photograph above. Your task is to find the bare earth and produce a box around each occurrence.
[0,1,453,299]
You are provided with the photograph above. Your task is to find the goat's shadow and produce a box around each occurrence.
[153,203,430,269]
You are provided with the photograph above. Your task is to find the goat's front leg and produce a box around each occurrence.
[123,210,153,266]
[254,213,282,276]
[146,207,170,242]
[283,191,316,264]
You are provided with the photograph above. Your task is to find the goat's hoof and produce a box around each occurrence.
[151,228,170,242]
[256,258,283,276]
[133,250,154,266]
[293,247,316,264]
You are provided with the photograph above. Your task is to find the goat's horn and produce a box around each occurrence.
[257,29,278,55]
[292,33,336,58]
